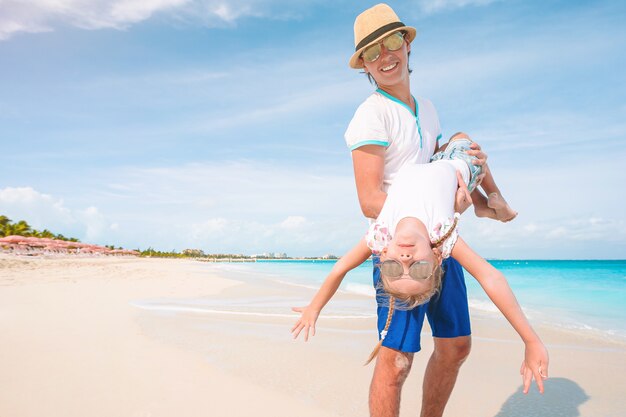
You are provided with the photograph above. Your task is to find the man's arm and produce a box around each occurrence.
[352,145,387,219]
[451,237,549,394]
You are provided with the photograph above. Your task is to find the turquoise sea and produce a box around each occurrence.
[132,259,626,344]
[200,259,626,343]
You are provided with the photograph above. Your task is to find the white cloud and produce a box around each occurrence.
[77,206,109,241]
[104,160,359,220]
[110,0,188,22]
[417,0,500,14]
[0,0,310,41]
[186,215,359,256]
[80,160,365,255]
[0,186,115,243]
[191,217,229,237]
[0,187,73,224]
[280,216,307,229]
[0,0,188,40]
[3,153,623,258]
[210,3,247,22]
[461,214,626,259]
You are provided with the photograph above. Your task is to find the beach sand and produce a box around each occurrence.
[1,254,624,417]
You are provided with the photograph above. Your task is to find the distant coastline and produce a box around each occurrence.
[194,257,340,263]
[192,257,626,263]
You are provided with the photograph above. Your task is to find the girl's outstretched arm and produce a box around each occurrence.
[451,237,549,394]
[291,238,372,341]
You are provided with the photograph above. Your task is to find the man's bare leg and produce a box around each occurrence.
[369,346,414,417]
[420,336,471,417]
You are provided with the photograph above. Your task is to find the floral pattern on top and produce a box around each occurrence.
[365,221,391,255]
[366,213,461,257]
[429,213,461,259]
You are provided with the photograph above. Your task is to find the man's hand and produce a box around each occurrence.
[466,141,487,187]
[520,340,549,394]
[454,170,473,214]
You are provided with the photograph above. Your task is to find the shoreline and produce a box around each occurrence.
[203,257,626,347]
[1,255,624,416]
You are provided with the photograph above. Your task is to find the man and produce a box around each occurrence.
[345,4,487,417]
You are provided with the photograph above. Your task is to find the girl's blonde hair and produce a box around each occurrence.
[364,262,443,365]
[380,262,443,309]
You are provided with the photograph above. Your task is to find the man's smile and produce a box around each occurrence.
[380,62,398,72]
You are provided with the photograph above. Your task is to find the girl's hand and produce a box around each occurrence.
[520,340,549,394]
[291,306,320,341]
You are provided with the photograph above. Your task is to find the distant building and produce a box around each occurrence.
[322,254,338,259]
[183,249,205,257]
[249,252,288,259]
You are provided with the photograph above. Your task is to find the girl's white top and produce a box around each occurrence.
[365,159,469,258]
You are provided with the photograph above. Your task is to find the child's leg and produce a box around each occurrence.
[471,189,498,219]
[440,133,517,222]
[477,163,517,222]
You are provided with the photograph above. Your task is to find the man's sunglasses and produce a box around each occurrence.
[361,31,406,63]
[380,259,434,281]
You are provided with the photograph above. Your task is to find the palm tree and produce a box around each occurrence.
[0,215,10,227]
[4,222,31,237]
[2,223,20,237]
[13,220,33,236]
[0,214,81,242]
[0,215,10,237]
[39,229,55,238]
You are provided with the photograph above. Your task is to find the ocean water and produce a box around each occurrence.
[195,259,626,343]
[131,259,626,344]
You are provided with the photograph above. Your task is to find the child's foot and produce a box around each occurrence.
[474,204,497,219]
[487,193,518,222]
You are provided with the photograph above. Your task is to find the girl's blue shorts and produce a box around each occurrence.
[373,256,471,352]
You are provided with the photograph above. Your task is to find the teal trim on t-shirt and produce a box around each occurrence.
[376,88,424,149]
[349,140,390,151]
[376,88,414,115]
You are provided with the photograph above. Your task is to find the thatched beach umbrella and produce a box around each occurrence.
[0,235,28,244]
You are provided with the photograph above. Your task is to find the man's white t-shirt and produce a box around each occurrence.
[344,89,443,193]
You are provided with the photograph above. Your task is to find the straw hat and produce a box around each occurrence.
[349,3,416,69]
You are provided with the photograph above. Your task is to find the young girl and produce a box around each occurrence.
[291,137,549,393]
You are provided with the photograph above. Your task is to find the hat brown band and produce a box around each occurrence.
[355,21,406,51]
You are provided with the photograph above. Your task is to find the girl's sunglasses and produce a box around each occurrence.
[380,259,434,281]
[361,31,406,63]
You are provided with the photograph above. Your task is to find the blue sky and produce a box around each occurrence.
[1,0,625,259]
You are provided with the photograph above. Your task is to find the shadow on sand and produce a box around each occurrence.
[493,378,589,417]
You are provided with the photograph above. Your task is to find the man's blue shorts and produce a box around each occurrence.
[373,256,471,352]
